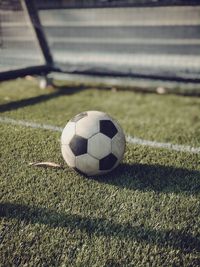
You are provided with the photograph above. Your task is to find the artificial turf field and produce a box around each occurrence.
[0,78,200,267]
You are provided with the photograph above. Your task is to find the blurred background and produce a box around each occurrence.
[1,0,200,94]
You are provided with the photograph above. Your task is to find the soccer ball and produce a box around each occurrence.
[61,111,126,176]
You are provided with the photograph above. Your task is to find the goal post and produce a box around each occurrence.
[0,0,54,81]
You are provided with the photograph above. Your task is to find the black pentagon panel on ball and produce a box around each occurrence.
[69,135,88,156]
[99,153,118,170]
[70,112,88,122]
[100,120,118,138]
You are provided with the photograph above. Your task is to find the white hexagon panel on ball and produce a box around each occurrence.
[61,121,76,145]
[75,112,100,139]
[61,145,76,168]
[88,133,111,160]
[75,154,99,176]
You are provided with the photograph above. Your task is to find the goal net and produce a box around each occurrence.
[35,0,200,82]
[1,0,200,86]
[0,0,51,80]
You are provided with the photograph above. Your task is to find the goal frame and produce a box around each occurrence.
[0,0,55,82]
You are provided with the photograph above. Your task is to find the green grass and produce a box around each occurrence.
[0,78,200,266]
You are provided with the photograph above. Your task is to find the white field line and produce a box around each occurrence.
[126,135,200,154]
[0,116,200,155]
[0,117,63,132]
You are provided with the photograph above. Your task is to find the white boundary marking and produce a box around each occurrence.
[0,116,200,155]
[126,135,200,154]
[0,117,63,132]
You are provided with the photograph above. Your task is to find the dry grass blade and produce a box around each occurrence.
[29,162,63,168]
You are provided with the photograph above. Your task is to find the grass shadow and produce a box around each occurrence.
[91,163,200,195]
[0,202,199,253]
[0,85,86,113]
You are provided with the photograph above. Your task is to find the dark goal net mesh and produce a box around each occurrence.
[1,0,200,85]
[0,0,45,74]
[36,0,200,81]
